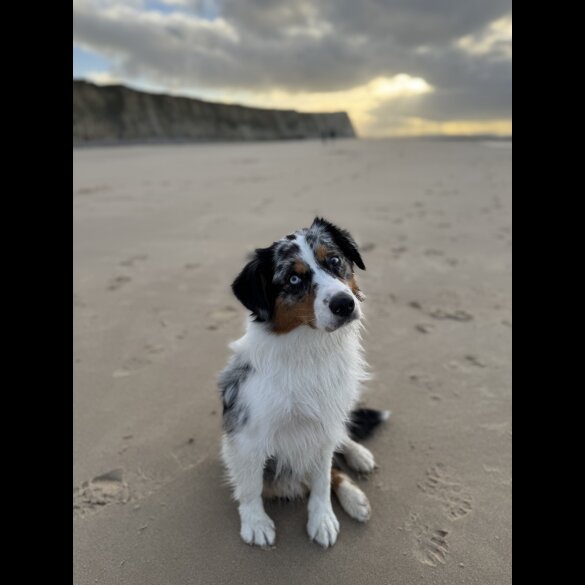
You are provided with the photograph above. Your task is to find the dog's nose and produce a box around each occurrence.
[329,293,355,317]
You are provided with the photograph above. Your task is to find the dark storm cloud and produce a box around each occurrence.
[73,0,512,125]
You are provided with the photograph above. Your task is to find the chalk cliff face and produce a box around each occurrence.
[73,80,356,144]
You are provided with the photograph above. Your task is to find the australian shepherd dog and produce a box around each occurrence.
[219,217,388,548]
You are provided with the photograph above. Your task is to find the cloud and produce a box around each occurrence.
[456,15,512,58]
[73,0,512,136]
[83,70,122,85]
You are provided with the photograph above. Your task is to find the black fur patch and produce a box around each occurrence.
[218,359,252,434]
[263,457,278,481]
[307,217,366,271]
[263,457,295,482]
[346,408,387,440]
[232,239,313,321]
[231,245,277,322]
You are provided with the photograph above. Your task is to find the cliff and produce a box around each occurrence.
[73,80,356,145]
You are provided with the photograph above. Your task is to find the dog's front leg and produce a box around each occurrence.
[307,446,340,548]
[224,442,275,547]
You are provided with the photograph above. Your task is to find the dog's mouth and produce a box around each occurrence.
[323,312,360,332]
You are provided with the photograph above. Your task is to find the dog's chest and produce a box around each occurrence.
[235,323,365,442]
[257,357,358,427]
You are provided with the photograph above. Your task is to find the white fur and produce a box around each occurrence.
[221,315,370,548]
[333,476,371,522]
[341,437,376,473]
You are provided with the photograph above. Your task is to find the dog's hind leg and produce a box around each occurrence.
[331,468,371,522]
[340,408,390,473]
[339,437,376,473]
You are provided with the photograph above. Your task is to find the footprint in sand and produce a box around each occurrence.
[73,469,130,517]
[482,465,512,487]
[446,355,487,373]
[119,254,149,268]
[464,355,487,368]
[409,301,473,323]
[404,512,450,566]
[115,331,181,376]
[415,324,435,334]
[144,344,165,356]
[207,306,238,330]
[418,464,473,520]
[391,246,408,258]
[423,250,460,268]
[361,242,376,252]
[114,356,153,377]
[171,438,206,471]
[429,308,473,322]
[107,275,132,291]
[408,372,442,392]
[424,249,444,257]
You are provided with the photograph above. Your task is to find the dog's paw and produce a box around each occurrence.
[336,481,371,522]
[307,506,340,548]
[240,510,276,548]
[344,442,376,473]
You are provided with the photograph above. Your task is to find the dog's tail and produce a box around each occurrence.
[346,408,391,441]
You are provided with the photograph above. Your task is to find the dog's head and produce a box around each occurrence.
[232,217,366,333]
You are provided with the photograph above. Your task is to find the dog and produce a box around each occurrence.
[219,217,389,548]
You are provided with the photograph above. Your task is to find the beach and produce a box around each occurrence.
[73,138,512,584]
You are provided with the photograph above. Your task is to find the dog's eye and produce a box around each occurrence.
[289,275,302,285]
[328,256,341,267]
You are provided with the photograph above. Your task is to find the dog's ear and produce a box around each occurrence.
[312,217,366,270]
[231,246,275,321]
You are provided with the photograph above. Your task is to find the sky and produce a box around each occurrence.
[73,0,512,137]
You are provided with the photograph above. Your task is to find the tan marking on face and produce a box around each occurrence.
[272,291,316,334]
[315,244,330,262]
[331,468,346,489]
[293,260,309,274]
[348,275,365,301]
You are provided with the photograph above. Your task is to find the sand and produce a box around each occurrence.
[73,139,512,584]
